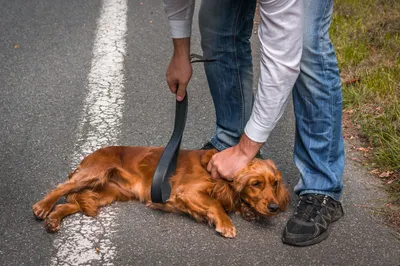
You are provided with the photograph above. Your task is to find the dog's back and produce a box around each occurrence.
[75,146,217,199]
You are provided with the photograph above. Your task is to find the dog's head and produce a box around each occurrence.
[234,159,289,216]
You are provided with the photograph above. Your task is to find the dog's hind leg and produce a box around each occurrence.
[32,180,89,220]
[44,188,107,233]
[33,167,114,220]
[69,189,101,217]
[44,203,80,233]
[71,183,127,217]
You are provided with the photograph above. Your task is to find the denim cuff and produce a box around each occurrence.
[210,137,230,152]
[298,190,341,201]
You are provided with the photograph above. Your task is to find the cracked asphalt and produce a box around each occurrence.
[0,0,399,265]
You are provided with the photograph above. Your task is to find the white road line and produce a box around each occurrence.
[51,0,128,265]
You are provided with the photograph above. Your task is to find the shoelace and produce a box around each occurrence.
[294,194,328,222]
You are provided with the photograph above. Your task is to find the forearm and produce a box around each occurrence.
[163,0,194,100]
[236,134,264,159]
[172,38,190,59]
[245,0,303,143]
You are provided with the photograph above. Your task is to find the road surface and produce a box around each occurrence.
[0,0,398,265]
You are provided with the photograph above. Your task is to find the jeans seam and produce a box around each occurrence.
[320,0,341,193]
[319,0,335,173]
[232,0,245,134]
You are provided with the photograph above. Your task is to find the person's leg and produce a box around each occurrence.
[199,0,256,151]
[293,0,344,200]
[282,0,345,246]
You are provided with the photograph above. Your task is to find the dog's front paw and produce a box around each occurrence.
[239,203,259,222]
[32,201,52,220]
[45,217,60,233]
[216,223,236,238]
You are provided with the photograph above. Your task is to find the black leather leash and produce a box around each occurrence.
[151,54,216,203]
[189,53,217,63]
[150,94,187,203]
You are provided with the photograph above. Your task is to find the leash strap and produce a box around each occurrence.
[151,94,188,203]
[151,53,215,203]
[189,53,217,63]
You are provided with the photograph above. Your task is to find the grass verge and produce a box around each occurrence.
[331,0,400,233]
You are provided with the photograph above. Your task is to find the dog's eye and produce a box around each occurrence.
[251,180,262,187]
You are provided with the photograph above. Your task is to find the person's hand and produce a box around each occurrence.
[207,145,251,181]
[166,38,192,101]
[207,134,263,181]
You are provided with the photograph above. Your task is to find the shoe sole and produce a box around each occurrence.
[282,230,330,247]
[282,211,344,247]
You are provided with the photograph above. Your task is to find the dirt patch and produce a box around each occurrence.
[343,108,400,236]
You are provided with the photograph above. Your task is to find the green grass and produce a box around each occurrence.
[332,0,400,171]
[331,0,400,230]
[342,67,400,170]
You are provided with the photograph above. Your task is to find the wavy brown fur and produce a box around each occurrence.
[33,146,289,237]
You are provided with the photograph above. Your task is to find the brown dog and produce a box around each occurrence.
[32,146,289,237]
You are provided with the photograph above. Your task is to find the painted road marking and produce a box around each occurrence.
[51,0,128,265]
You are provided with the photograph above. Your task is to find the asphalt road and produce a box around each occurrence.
[0,0,399,265]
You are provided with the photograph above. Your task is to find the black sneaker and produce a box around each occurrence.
[282,194,344,247]
[200,141,216,150]
[200,141,263,159]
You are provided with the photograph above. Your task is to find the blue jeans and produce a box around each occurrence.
[199,0,256,151]
[199,0,344,200]
[292,0,344,200]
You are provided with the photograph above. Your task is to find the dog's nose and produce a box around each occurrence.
[267,203,279,212]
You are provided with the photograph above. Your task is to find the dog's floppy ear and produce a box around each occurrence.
[263,159,278,172]
[232,161,256,192]
[263,159,290,210]
[276,171,290,210]
[200,149,218,168]
[233,159,276,192]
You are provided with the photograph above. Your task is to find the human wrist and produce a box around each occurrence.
[236,133,263,159]
[172,38,190,60]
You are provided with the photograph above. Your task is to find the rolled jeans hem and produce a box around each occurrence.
[298,190,341,201]
[210,137,231,151]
